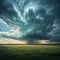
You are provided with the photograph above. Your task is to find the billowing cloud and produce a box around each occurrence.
[0,28,22,38]
[0,18,22,38]
[0,0,60,43]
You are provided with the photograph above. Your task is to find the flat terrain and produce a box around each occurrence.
[0,45,60,60]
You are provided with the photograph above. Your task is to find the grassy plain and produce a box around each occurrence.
[0,45,60,60]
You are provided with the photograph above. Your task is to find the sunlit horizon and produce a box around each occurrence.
[0,38,60,44]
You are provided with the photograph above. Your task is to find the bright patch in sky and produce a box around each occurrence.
[0,18,11,32]
[0,38,27,44]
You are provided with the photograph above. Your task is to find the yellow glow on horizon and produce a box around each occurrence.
[0,38,27,44]
[35,40,49,44]
[40,40,49,44]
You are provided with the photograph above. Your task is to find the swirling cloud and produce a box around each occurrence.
[0,0,60,43]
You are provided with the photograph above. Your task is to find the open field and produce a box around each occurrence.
[0,45,60,60]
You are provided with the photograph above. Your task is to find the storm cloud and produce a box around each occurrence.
[0,0,60,43]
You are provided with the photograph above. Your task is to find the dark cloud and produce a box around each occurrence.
[0,0,60,43]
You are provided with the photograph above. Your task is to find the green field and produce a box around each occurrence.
[0,45,60,60]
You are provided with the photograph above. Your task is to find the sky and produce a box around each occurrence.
[0,0,60,44]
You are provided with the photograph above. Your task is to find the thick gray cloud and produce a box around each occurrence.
[0,0,60,43]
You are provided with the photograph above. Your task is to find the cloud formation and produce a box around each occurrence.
[0,0,60,43]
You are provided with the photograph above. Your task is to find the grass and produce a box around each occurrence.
[0,45,60,60]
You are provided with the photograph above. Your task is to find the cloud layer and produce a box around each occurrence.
[0,0,60,43]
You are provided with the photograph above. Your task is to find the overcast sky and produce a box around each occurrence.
[0,0,60,43]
